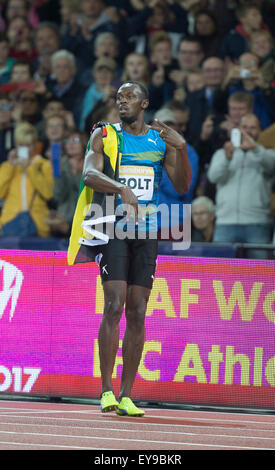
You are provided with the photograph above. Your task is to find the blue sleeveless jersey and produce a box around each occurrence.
[116,128,166,232]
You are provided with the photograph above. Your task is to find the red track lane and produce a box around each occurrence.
[0,400,274,450]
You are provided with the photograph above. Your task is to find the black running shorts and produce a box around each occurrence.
[96,237,158,289]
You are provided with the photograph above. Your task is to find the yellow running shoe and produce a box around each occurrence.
[100,391,118,413]
[116,397,145,416]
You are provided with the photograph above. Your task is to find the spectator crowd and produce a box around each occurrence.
[0,0,274,259]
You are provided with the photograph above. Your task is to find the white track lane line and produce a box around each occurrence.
[0,441,114,450]
[0,413,274,434]
[0,402,272,416]
[0,407,274,427]
[1,420,274,442]
[0,430,273,450]
[0,405,274,421]
[0,408,100,414]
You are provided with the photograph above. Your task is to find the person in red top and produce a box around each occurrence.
[220,3,270,64]
[7,17,37,63]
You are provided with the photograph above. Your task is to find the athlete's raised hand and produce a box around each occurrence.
[149,119,186,149]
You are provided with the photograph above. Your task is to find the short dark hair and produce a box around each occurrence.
[121,81,149,100]
[45,113,67,128]
[34,21,61,42]
[228,91,254,110]
[236,3,261,20]
[44,97,64,107]
[166,99,190,114]
[178,35,202,52]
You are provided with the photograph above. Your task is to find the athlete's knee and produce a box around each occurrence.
[102,282,126,324]
[125,304,146,331]
[103,295,124,325]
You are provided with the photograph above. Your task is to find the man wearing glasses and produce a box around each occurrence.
[169,36,204,87]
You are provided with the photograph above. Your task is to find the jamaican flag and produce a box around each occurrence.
[67,122,123,266]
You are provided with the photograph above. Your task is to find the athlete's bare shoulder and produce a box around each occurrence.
[89,127,104,153]
[83,128,105,174]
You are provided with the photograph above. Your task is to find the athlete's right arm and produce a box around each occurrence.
[82,128,123,193]
[82,128,139,217]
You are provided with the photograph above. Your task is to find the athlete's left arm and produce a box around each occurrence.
[150,119,192,193]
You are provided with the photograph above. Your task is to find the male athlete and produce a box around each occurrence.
[82,81,192,416]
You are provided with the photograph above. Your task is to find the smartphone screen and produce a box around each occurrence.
[17,146,29,161]
[230,128,241,148]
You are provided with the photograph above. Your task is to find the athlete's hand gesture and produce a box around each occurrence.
[120,186,139,221]
[120,186,146,223]
[149,119,186,149]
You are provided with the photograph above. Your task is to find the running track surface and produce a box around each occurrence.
[0,400,274,450]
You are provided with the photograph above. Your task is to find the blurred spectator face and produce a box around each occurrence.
[60,4,70,23]
[228,100,252,126]
[7,17,30,44]
[94,66,114,87]
[81,0,103,18]
[6,0,27,22]
[192,204,214,231]
[124,54,149,82]
[11,64,32,82]
[65,133,85,157]
[35,27,60,55]
[60,2,81,23]
[147,5,165,29]
[186,71,204,92]
[95,36,118,59]
[242,7,262,31]
[239,52,259,73]
[19,91,39,117]
[195,13,216,36]
[43,100,65,120]
[46,116,66,142]
[151,40,172,66]
[178,40,203,71]
[250,32,273,59]
[240,114,261,140]
[202,57,225,88]
[173,109,189,134]
[0,98,13,127]
[52,57,76,85]
[0,39,9,65]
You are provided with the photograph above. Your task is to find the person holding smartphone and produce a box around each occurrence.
[0,122,54,237]
[207,113,275,258]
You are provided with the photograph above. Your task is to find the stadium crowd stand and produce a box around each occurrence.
[0,0,274,260]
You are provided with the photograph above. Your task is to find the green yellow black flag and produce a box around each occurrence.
[67,123,122,266]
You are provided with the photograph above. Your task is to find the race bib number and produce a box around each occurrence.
[118,165,155,201]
